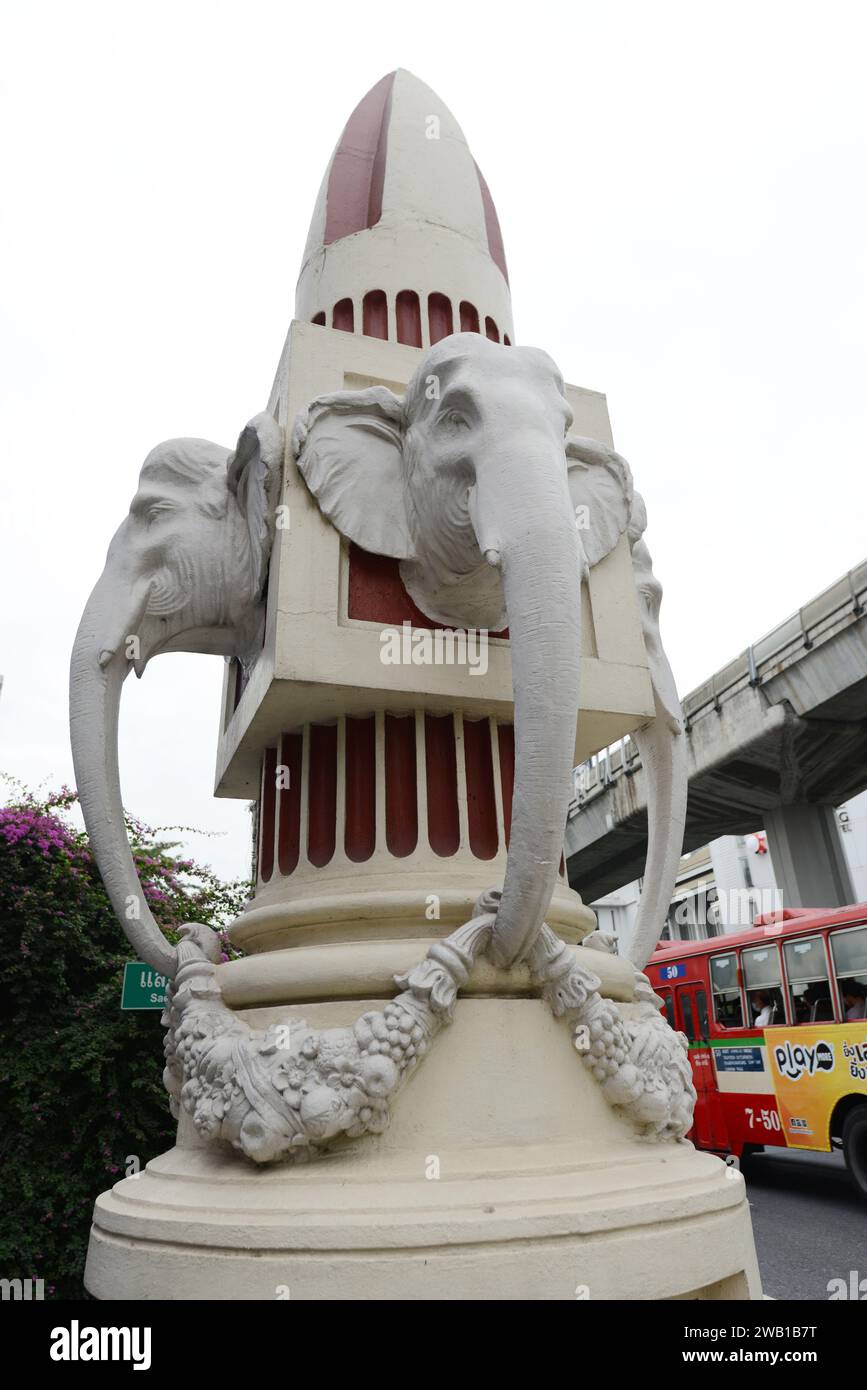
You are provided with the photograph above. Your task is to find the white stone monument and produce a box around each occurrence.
[70,69,762,1299]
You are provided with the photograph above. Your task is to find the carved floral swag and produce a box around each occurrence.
[163,890,696,1165]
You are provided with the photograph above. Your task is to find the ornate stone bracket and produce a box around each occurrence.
[163,893,695,1165]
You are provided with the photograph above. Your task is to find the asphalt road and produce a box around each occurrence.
[744,1147,867,1299]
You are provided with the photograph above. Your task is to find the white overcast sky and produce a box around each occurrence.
[2,0,866,884]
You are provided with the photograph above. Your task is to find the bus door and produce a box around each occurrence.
[674,982,729,1149]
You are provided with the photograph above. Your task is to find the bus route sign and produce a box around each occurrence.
[121,962,169,1011]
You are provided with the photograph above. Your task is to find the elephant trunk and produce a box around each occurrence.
[629,715,687,969]
[624,543,688,970]
[69,570,179,978]
[481,449,582,969]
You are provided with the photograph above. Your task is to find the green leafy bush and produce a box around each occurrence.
[0,781,250,1299]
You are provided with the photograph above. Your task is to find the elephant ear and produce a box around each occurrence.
[292,387,416,560]
[227,411,285,600]
[566,436,634,569]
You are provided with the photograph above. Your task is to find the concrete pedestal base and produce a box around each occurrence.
[85,998,762,1300]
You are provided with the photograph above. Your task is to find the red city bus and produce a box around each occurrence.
[646,905,867,1196]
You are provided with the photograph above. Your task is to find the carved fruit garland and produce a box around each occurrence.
[163,892,696,1165]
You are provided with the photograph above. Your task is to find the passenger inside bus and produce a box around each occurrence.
[709,953,744,1028]
[741,944,785,1027]
[785,936,834,1022]
[841,980,867,1021]
[831,924,867,1021]
[750,990,781,1026]
[793,981,833,1023]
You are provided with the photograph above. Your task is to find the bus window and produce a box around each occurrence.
[680,993,695,1042]
[742,944,785,1027]
[659,989,676,1030]
[783,935,833,1023]
[830,925,867,1021]
[710,953,743,1028]
[695,988,710,1039]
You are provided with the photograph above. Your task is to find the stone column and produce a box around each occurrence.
[764,803,856,907]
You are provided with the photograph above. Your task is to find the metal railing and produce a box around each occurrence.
[568,558,867,819]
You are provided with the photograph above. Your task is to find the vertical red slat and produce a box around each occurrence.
[259,747,277,882]
[396,290,422,346]
[497,723,515,848]
[485,316,499,342]
[428,293,453,344]
[333,298,354,332]
[459,301,480,333]
[345,716,376,862]
[385,714,418,857]
[363,289,388,340]
[307,724,337,867]
[425,714,459,856]
[276,733,303,876]
[463,718,498,860]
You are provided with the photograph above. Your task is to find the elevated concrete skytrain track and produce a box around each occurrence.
[566,558,867,909]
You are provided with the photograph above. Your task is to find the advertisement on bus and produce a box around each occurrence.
[768,1024,867,1150]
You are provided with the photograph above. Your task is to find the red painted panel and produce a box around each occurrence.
[348,544,508,636]
[720,1092,786,1156]
[325,72,395,244]
[345,716,376,862]
[503,334,511,346]
[425,715,460,857]
[363,289,388,340]
[366,81,392,230]
[307,724,337,867]
[333,298,354,333]
[276,733,303,876]
[396,290,422,347]
[312,311,326,326]
[497,724,515,848]
[385,714,418,857]
[485,316,499,342]
[459,301,480,333]
[259,747,277,883]
[474,160,510,284]
[464,718,498,860]
[428,293,453,344]
[349,545,445,627]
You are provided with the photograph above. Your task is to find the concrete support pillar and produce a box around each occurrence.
[764,803,855,908]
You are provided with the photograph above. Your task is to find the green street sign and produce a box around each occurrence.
[121,962,169,1010]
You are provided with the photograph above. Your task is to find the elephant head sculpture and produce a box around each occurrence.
[293,333,685,970]
[69,412,284,977]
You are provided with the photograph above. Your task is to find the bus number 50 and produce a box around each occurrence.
[745,1107,781,1132]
